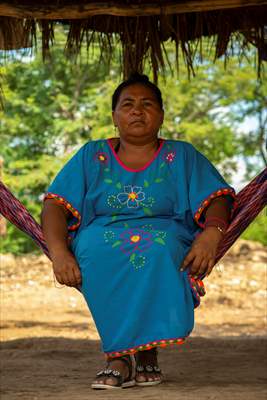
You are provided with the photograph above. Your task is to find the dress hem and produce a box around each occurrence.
[104,336,187,359]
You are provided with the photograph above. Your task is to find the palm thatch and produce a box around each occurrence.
[0,1,267,80]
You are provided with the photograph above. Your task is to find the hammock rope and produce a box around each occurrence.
[0,168,266,266]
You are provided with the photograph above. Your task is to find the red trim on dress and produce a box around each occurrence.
[194,188,237,228]
[107,138,165,172]
[105,336,186,359]
[44,193,81,231]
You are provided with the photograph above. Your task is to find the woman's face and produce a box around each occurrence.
[112,84,164,143]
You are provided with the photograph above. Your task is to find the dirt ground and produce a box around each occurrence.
[0,239,266,400]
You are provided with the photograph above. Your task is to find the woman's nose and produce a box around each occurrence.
[131,103,143,114]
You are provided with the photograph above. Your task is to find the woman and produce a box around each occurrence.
[41,73,236,389]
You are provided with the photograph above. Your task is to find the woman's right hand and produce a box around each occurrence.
[51,248,82,287]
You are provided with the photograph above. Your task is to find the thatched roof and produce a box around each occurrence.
[0,1,267,79]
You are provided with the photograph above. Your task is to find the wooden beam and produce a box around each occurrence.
[0,1,266,19]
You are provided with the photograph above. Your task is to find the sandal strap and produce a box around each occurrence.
[106,354,134,381]
[95,369,123,386]
[136,364,162,373]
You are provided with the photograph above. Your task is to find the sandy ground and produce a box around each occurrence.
[0,239,267,399]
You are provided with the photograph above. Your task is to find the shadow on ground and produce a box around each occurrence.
[1,336,266,400]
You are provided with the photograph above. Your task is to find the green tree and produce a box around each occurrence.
[1,29,265,253]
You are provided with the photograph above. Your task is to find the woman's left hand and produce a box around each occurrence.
[180,227,223,278]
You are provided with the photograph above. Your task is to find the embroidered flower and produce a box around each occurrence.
[130,254,146,269]
[162,150,176,163]
[120,229,152,255]
[155,230,167,239]
[117,186,145,208]
[104,230,116,243]
[94,151,109,164]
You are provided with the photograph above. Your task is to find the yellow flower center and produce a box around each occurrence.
[130,235,141,243]
[128,192,137,200]
[99,155,105,161]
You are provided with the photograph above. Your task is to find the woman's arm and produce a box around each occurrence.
[41,199,82,287]
[181,196,230,278]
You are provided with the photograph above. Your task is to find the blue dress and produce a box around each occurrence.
[45,138,235,358]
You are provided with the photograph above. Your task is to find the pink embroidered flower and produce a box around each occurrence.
[162,150,176,163]
[94,151,109,164]
[120,229,152,255]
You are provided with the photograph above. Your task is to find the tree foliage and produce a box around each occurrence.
[0,28,266,253]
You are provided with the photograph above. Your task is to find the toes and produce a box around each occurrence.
[93,377,117,386]
[93,379,103,384]
[136,374,147,383]
[105,377,117,386]
[136,372,162,383]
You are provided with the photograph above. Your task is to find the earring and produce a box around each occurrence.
[114,125,118,137]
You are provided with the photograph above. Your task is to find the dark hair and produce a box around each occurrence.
[112,73,163,111]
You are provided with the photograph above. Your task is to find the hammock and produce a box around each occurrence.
[0,168,266,268]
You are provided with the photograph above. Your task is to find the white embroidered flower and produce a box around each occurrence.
[117,185,145,208]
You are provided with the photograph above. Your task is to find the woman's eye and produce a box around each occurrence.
[143,101,153,107]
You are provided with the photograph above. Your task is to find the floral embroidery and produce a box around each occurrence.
[107,186,155,217]
[104,225,166,269]
[105,337,186,358]
[141,224,153,231]
[155,231,167,239]
[162,150,176,163]
[104,230,115,243]
[94,151,109,164]
[120,229,153,255]
[107,195,122,210]
[117,186,145,209]
[44,193,81,231]
[194,188,236,227]
[130,254,146,269]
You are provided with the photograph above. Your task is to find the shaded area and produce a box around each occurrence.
[0,2,267,80]
[1,337,267,400]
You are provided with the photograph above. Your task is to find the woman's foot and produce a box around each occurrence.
[135,347,163,386]
[91,355,135,389]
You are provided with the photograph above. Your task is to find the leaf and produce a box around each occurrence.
[144,180,149,187]
[154,237,165,245]
[159,162,166,169]
[111,215,117,221]
[130,253,136,262]
[143,207,153,216]
[104,178,113,183]
[112,240,122,248]
[104,168,110,172]
[154,178,163,183]
[116,182,122,189]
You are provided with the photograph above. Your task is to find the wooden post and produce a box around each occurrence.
[0,157,7,236]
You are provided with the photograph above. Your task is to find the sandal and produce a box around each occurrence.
[91,354,136,389]
[135,347,163,386]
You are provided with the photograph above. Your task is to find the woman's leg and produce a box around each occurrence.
[91,355,133,388]
[135,347,163,384]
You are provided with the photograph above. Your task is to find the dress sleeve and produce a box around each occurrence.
[43,144,89,232]
[188,145,236,228]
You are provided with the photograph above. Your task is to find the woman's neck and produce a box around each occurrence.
[114,137,160,154]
